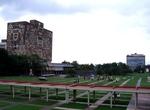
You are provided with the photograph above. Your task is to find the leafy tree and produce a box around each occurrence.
[96,62,132,76]
[62,60,71,64]
[134,66,145,73]
[0,49,46,76]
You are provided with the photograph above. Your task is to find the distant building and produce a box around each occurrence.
[126,53,145,70]
[47,63,73,74]
[7,20,52,62]
[0,39,7,49]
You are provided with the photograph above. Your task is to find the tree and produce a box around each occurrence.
[96,62,132,76]
[134,66,145,73]
[72,61,79,69]
[0,49,46,76]
[29,54,45,76]
[96,64,104,75]
[62,60,71,64]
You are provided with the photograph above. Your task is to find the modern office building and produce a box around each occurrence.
[126,53,145,70]
[7,20,52,62]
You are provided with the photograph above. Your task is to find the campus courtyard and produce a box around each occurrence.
[0,73,150,110]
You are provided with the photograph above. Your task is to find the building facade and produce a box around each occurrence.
[7,20,52,62]
[47,63,73,74]
[126,53,145,70]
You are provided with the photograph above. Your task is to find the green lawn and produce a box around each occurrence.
[0,73,150,86]
[0,101,10,107]
[96,106,126,110]
[30,100,57,106]
[60,102,88,109]
[4,104,42,110]
[0,73,150,110]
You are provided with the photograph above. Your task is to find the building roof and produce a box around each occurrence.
[127,53,145,57]
[48,63,73,68]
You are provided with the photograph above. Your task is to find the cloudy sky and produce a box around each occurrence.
[0,0,150,64]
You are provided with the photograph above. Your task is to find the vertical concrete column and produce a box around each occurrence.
[136,93,138,105]
[24,86,27,93]
[65,89,69,103]
[56,88,58,97]
[40,87,42,98]
[110,92,112,108]
[10,85,12,93]
[29,87,31,101]
[87,90,90,106]
[93,90,96,100]
[12,86,15,99]
[46,88,49,102]
[73,90,77,101]
[135,93,138,109]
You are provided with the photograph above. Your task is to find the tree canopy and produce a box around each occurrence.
[63,60,132,77]
[0,49,45,76]
[96,62,132,76]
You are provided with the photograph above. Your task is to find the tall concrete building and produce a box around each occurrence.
[126,53,145,70]
[7,20,52,62]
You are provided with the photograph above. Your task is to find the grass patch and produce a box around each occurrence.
[96,105,126,110]
[30,100,57,106]
[0,101,10,107]
[60,102,87,109]
[48,95,65,100]
[4,104,42,110]
[75,97,97,103]
[104,99,129,105]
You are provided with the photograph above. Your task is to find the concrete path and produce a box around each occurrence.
[136,78,142,87]
[41,90,65,99]
[120,79,130,86]
[44,90,92,110]
[79,80,91,84]
[54,107,81,110]
[103,80,117,86]
[85,78,131,110]
[127,94,150,110]
[42,80,103,110]
[127,78,143,110]
[85,92,111,110]
[88,80,104,85]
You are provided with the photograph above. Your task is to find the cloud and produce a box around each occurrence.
[1,0,150,20]
[1,0,150,64]
[0,0,90,20]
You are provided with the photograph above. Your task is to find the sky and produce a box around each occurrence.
[0,0,150,64]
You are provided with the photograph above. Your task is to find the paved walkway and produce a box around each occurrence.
[127,78,144,110]
[54,107,81,110]
[41,90,65,99]
[85,78,130,110]
[127,94,150,110]
[103,80,117,86]
[79,80,91,84]
[42,80,103,110]
[120,79,130,86]
[85,92,111,110]
[88,80,104,85]
[136,78,142,87]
